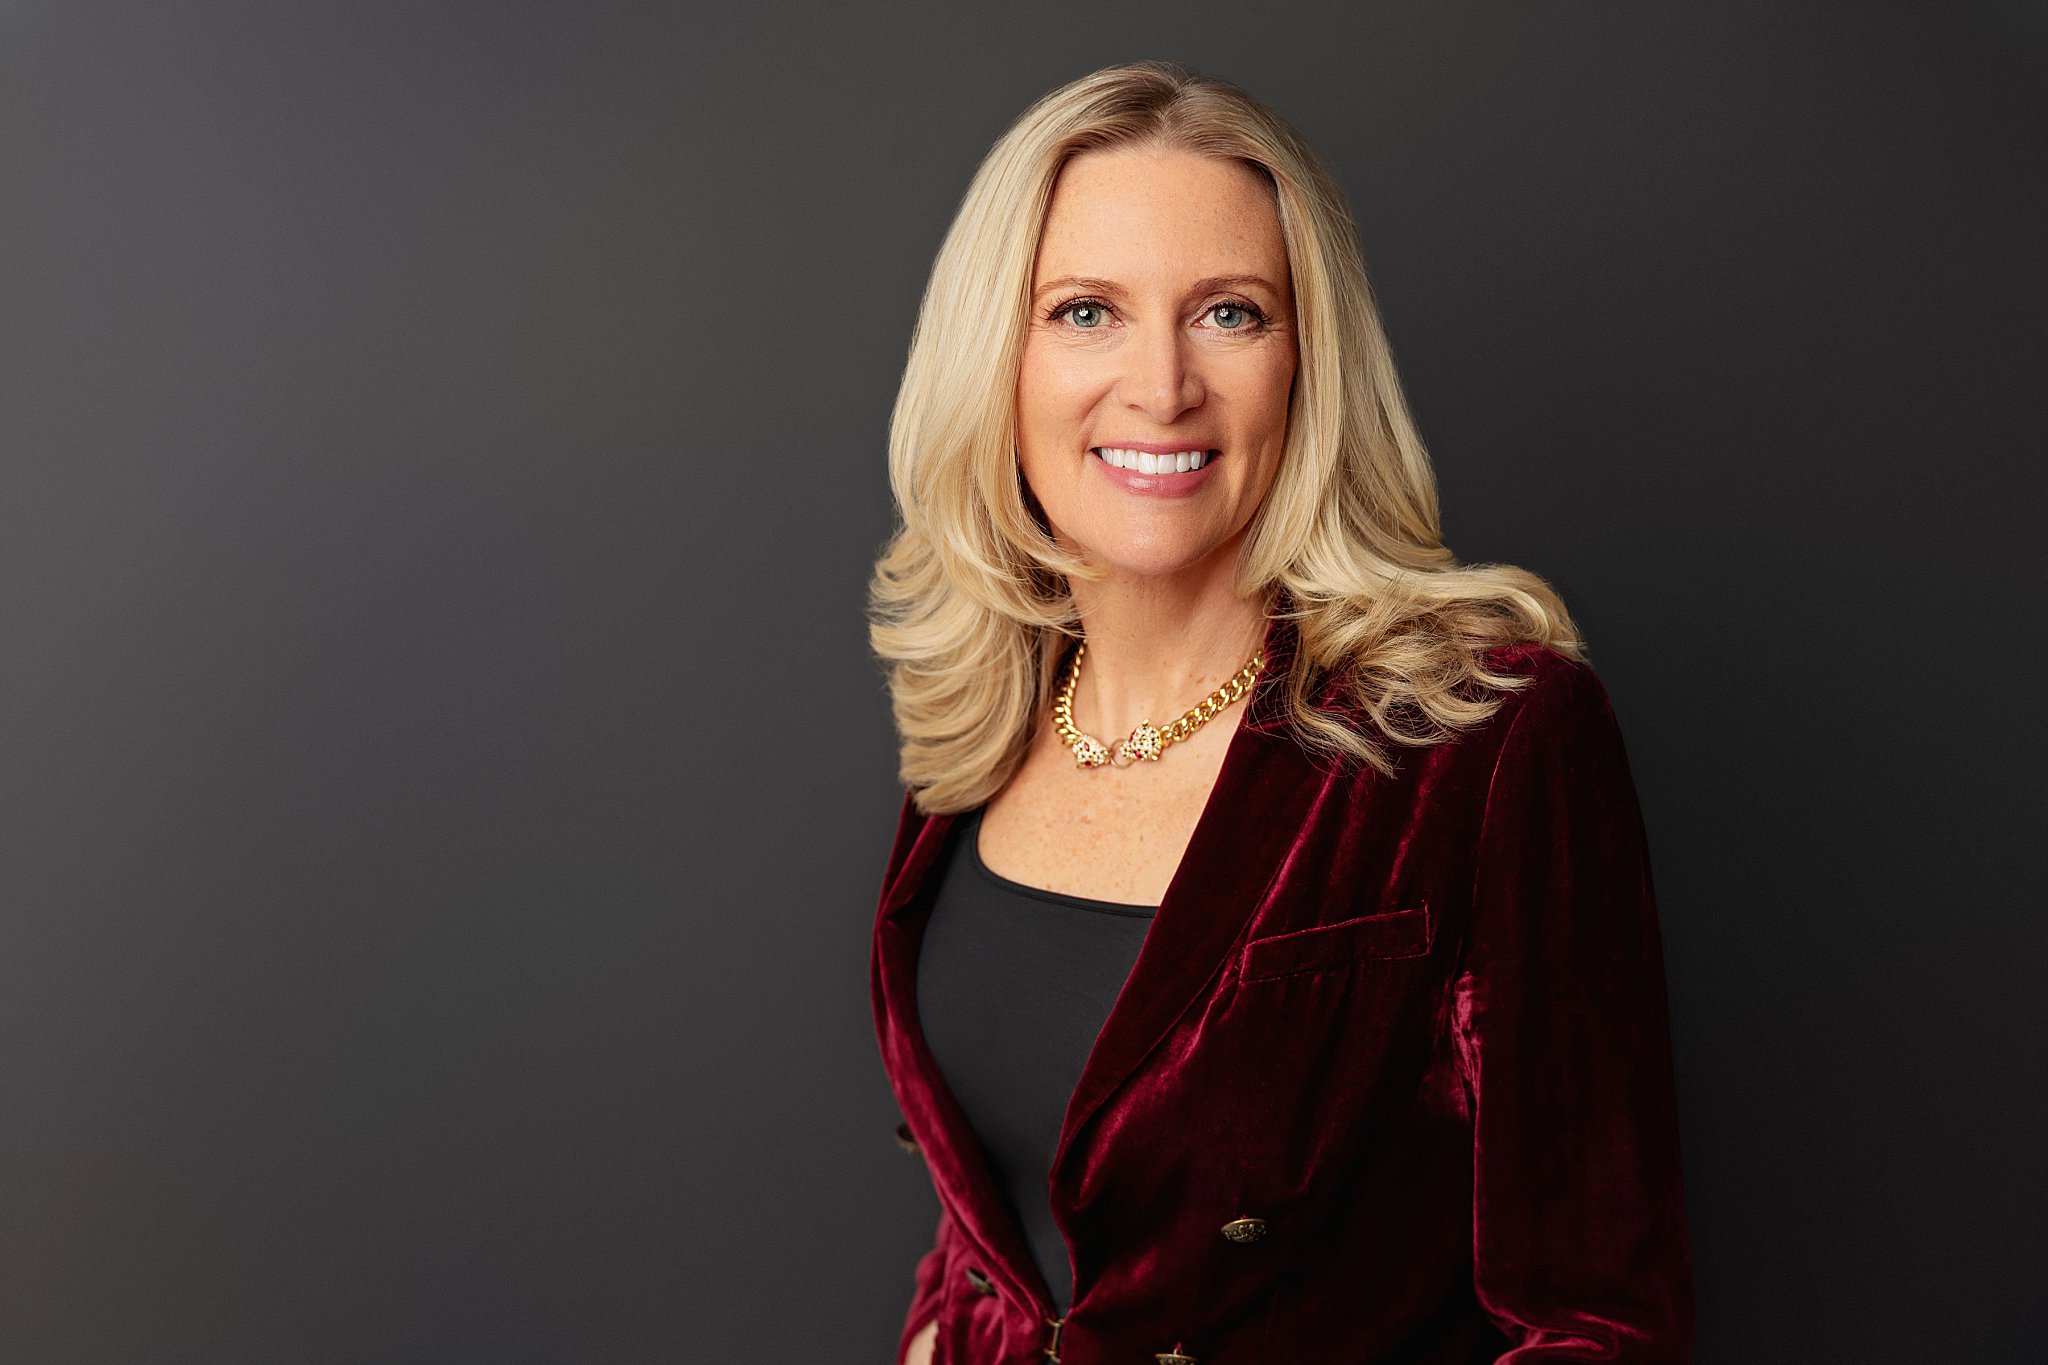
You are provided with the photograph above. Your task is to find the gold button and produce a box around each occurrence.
[1219,1216,1268,1243]
[963,1266,996,1296]
[1155,1348,1197,1364]
[894,1121,919,1155]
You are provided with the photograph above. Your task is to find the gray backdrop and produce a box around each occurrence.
[3,2,2043,1361]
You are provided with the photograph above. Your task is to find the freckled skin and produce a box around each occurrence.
[982,144,1296,902]
[978,691,1240,905]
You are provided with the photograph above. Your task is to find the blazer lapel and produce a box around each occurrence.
[873,801,1048,1306]
[1051,665,1331,1193]
[870,612,1336,1311]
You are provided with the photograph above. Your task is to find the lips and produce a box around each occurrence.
[1089,447,1220,474]
[1086,446,1224,499]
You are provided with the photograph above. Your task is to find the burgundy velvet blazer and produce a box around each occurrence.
[870,616,1695,1364]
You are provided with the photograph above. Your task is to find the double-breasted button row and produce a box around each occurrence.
[934,1212,1267,1360]
[1132,1216,1268,1362]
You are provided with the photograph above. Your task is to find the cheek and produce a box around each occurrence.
[1016,345,1069,409]
[1253,346,1298,421]
[1015,446,1083,520]
[1018,343,1108,417]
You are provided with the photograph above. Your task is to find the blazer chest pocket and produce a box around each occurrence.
[1239,902,1431,982]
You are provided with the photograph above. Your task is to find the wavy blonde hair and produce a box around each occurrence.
[868,60,1584,815]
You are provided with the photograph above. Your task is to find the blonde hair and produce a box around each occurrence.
[867,60,1584,814]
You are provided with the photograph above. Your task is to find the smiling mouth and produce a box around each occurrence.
[1090,447,1220,473]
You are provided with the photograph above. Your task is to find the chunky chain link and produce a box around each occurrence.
[1052,635,1266,768]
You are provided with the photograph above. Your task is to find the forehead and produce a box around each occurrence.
[1034,146,1288,287]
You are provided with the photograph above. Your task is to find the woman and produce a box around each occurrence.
[867,61,1694,1365]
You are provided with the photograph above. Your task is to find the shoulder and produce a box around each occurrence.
[1290,632,1619,752]
[1471,642,1633,779]
[1478,641,1613,715]
[1315,639,1611,735]
[880,784,929,888]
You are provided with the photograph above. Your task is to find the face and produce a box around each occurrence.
[1016,145,1297,582]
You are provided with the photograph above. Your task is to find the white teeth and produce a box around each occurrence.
[1095,447,1209,472]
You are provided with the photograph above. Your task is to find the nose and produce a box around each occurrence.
[1117,315,1205,422]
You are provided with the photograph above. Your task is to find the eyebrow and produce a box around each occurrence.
[1031,273,1283,301]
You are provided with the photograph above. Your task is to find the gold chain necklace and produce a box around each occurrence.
[1053,637,1266,769]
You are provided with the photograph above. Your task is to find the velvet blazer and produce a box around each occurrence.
[870,615,1695,1365]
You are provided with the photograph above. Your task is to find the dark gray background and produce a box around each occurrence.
[3,2,2043,1361]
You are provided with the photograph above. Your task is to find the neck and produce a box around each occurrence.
[1066,565,1272,739]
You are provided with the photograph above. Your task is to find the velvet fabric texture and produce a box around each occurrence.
[870,615,1695,1364]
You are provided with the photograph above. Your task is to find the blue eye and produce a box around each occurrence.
[1042,296,1272,333]
[1047,299,1109,328]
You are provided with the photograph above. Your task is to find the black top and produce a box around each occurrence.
[914,804,1158,1316]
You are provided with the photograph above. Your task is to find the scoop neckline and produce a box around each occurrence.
[965,806,1159,917]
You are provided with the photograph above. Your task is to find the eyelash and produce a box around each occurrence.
[1041,296,1273,333]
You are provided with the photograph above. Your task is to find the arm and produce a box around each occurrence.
[1453,662,1697,1361]
[896,1202,953,1365]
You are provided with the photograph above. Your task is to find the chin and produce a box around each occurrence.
[1078,540,1221,579]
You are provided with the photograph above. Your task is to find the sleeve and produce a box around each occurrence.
[1452,662,1697,1362]
[896,1201,954,1364]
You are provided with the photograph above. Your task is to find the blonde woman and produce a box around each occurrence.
[868,60,1693,1365]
